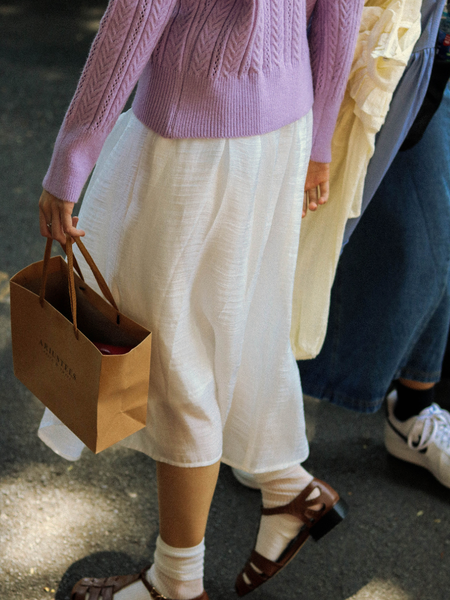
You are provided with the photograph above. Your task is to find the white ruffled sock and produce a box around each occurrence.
[251,465,319,563]
[113,537,205,600]
[149,536,205,600]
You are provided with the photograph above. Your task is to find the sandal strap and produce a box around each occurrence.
[261,478,339,527]
[141,580,208,600]
[249,549,281,576]
[71,571,142,600]
[141,579,168,599]
[70,565,209,600]
[141,575,209,600]
[140,569,168,600]
[235,548,281,595]
[71,565,209,600]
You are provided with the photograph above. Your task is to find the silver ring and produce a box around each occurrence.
[46,222,52,229]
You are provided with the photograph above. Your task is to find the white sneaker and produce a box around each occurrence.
[385,391,450,488]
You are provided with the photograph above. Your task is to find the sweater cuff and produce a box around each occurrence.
[310,144,331,164]
[42,128,105,203]
[310,122,333,163]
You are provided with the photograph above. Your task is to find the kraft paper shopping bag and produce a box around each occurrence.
[10,236,152,453]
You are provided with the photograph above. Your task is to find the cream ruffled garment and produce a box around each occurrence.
[291,0,422,360]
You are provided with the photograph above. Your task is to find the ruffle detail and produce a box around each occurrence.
[290,0,421,360]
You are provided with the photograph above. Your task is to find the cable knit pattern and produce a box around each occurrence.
[44,0,363,202]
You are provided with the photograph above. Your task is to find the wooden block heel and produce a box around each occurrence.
[310,497,348,541]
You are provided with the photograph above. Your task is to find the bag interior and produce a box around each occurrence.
[24,267,143,347]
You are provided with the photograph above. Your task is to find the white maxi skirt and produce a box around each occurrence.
[39,109,312,473]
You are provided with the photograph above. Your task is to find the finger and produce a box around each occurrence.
[317,180,330,205]
[302,191,308,218]
[51,203,66,245]
[65,224,86,239]
[306,185,319,211]
[70,216,85,237]
[61,208,85,240]
[38,207,52,239]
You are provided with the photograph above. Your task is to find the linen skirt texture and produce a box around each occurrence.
[39,108,313,473]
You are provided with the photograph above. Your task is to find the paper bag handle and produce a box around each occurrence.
[39,237,119,339]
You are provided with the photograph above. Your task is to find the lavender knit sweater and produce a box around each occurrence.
[43,0,363,203]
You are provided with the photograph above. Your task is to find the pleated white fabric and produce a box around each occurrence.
[38,109,312,473]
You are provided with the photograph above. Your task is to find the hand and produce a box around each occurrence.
[38,189,85,245]
[303,160,330,218]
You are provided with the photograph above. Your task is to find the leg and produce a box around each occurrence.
[398,379,434,391]
[147,461,220,599]
[157,461,221,548]
[385,293,450,489]
[393,379,436,421]
[73,464,219,600]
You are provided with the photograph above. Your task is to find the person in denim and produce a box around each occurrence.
[298,81,450,488]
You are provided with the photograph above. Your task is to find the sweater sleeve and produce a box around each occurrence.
[308,0,363,163]
[43,0,177,203]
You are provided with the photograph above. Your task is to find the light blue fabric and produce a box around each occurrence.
[343,0,447,243]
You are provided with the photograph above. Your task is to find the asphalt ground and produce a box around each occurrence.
[0,2,449,599]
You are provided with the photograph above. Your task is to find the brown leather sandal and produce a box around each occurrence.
[235,478,348,596]
[71,564,209,600]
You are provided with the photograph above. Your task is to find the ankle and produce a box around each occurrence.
[253,464,314,509]
[254,513,303,561]
[394,380,435,422]
[398,378,435,391]
[149,536,205,600]
[251,465,319,563]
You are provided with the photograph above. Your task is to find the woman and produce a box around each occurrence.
[298,81,450,488]
[298,0,450,489]
[37,1,362,598]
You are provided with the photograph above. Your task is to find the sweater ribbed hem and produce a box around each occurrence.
[43,62,315,203]
[132,62,314,140]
